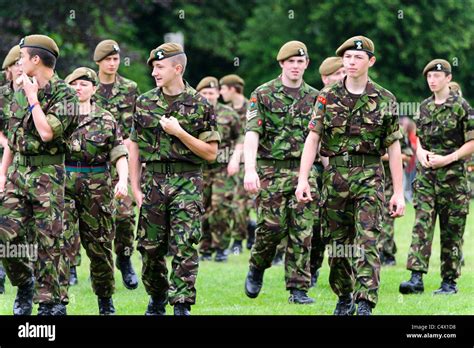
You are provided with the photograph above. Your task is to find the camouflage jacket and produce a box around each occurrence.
[67,103,128,165]
[214,102,241,164]
[415,91,474,156]
[131,81,221,165]
[310,77,402,157]
[7,74,79,156]
[246,76,319,160]
[93,73,140,139]
[232,98,248,141]
[0,83,14,158]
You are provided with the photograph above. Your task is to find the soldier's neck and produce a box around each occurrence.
[79,101,92,115]
[32,68,54,89]
[162,78,185,96]
[232,94,245,109]
[281,74,303,88]
[345,75,368,95]
[99,71,116,84]
[434,86,450,105]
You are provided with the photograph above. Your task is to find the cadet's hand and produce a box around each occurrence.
[21,74,39,103]
[295,180,313,203]
[427,154,450,169]
[389,192,405,218]
[227,158,240,177]
[114,179,128,199]
[132,187,144,208]
[160,116,183,137]
[244,169,260,194]
[0,174,6,194]
[416,148,434,168]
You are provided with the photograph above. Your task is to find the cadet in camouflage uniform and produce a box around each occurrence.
[297,36,405,315]
[197,77,242,262]
[378,128,413,266]
[400,60,474,295]
[57,67,129,314]
[219,74,256,253]
[0,45,23,295]
[0,35,79,315]
[93,40,140,289]
[244,41,318,304]
[129,43,220,316]
[309,56,346,287]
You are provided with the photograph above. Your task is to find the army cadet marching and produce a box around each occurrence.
[0,35,79,315]
[243,41,319,305]
[129,43,220,315]
[399,59,474,295]
[0,45,23,296]
[197,76,242,262]
[309,56,346,288]
[57,67,129,314]
[296,36,405,315]
[219,74,256,252]
[92,39,140,289]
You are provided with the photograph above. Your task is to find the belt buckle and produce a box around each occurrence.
[342,152,351,166]
[165,163,172,174]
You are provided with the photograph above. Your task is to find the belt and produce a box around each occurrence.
[146,161,202,174]
[16,153,65,167]
[205,162,226,170]
[329,153,380,167]
[258,159,300,170]
[65,161,108,173]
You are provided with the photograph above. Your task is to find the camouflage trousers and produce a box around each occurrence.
[0,163,65,304]
[310,162,326,275]
[250,166,316,291]
[232,167,256,242]
[407,163,469,280]
[378,162,397,258]
[137,169,204,305]
[111,166,136,258]
[321,162,384,306]
[59,170,116,302]
[200,165,236,254]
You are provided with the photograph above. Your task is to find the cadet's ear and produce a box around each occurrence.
[321,75,329,86]
[368,55,376,67]
[279,61,284,69]
[446,74,452,83]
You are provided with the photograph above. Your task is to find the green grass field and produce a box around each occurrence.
[1,202,473,315]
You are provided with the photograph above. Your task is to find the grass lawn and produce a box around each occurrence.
[1,202,473,315]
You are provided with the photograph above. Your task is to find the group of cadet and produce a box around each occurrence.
[0,33,472,316]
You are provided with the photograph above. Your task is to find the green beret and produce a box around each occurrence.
[2,45,21,69]
[147,43,185,66]
[336,35,374,57]
[422,59,451,76]
[196,76,219,92]
[276,41,308,62]
[19,34,59,58]
[94,40,120,62]
[319,57,344,76]
[65,67,99,86]
[219,74,245,87]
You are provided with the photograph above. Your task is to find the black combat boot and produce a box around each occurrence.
[0,265,6,294]
[38,302,67,316]
[288,289,315,304]
[13,277,34,315]
[244,265,265,298]
[310,269,320,288]
[333,294,356,315]
[380,252,396,266]
[433,279,458,295]
[199,253,212,261]
[215,249,228,262]
[69,266,78,286]
[174,303,191,316]
[246,221,256,250]
[116,255,138,290]
[357,300,373,315]
[145,296,167,315]
[98,296,116,315]
[399,271,424,294]
[230,240,243,255]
